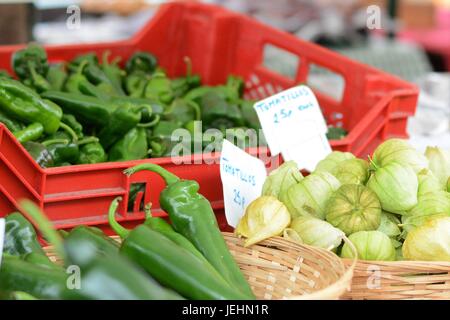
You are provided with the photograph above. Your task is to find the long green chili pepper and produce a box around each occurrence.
[109,197,248,300]
[124,164,255,299]
[3,212,47,257]
[143,203,210,263]
[0,109,25,132]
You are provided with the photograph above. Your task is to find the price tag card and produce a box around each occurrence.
[220,140,267,228]
[254,85,331,170]
[0,218,5,267]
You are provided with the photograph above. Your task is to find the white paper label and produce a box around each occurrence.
[0,218,5,267]
[220,140,267,228]
[254,85,331,170]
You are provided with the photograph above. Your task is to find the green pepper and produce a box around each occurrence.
[125,51,157,75]
[61,114,84,139]
[61,234,183,300]
[9,291,39,300]
[171,57,201,98]
[22,141,54,168]
[43,136,98,166]
[124,164,255,298]
[239,99,260,130]
[147,120,180,158]
[13,122,44,143]
[163,98,201,126]
[0,78,62,134]
[201,91,244,130]
[12,44,51,93]
[77,141,107,164]
[109,197,248,300]
[46,63,67,91]
[101,51,126,96]
[0,109,25,132]
[41,91,111,127]
[108,127,149,162]
[64,60,107,98]
[143,204,213,266]
[3,212,47,257]
[144,71,174,105]
[97,103,146,149]
[0,255,67,300]
[326,126,348,140]
[113,96,164,122]
[67,53,99,72]
[22,252,62,271]
[64,225,119,257]
[125,70,150,97]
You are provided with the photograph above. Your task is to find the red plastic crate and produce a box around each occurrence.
[0,2,418,229]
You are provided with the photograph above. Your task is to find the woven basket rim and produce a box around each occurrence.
[44,232,356,300]
[342,259,450,267]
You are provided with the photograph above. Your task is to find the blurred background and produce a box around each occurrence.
[0,0,449,150]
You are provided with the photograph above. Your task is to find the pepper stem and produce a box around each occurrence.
[137,114,160,128]
[42,139,69,147]
[19,199,65,262]
[123,163,180,186]
[59,122,79,142]
[76,60,89,76]
[107,196,130,239]
[77,136,99,146]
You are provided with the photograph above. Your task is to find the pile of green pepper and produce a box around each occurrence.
[0,44,347,168]
[0,44,267,167]
[0,164,255,300]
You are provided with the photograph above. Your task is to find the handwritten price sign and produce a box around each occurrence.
[220,140,267,228]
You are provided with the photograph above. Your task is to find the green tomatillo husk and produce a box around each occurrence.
[235,196,291,247]
[282,172,341,219]
[262,161,303,200]
[313,151,355,174]
[325,184,381,235]
[341,230,396,261]
[417,169,443,197]
[402,216,450,261]
[331,158,369,185]
[287,216,344,251]
[371,139,428,173]
[367,161,418,214]
[425,146,450,189]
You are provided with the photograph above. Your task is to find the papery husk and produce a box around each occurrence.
[235,196,291,247]
[401,191,450,234]
[325,184,381,235]
[367,162,418,214]
[425,146,450,189]
[417,169,443,197]
[377,211,401,238]
[283,172,341,219]
[341,230,396,261]
[262,161,303,200]
[313,151,355,174]
[289,216,344,251]
[332,158,369,185]
[371,138,428,173]
[403,216,450,261]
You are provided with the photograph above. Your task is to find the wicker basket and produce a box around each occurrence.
[45,232,355,300]
[342,260,450,300]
